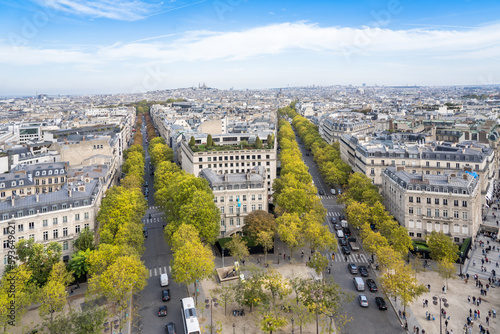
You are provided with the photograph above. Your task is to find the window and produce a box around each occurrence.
[63,227,68,237]
[427,198,431,204]
[409,196,413,203]
[3,240,9,249]
[43,231,48,241]
[53,218,58,225]
[436,162,440,168]
[454,211,459,219]
[43,219,48,227]
[454,200,459,207]
[409,207,414,214]
[258,204,263,210]
[426,208,432,217]
[426,161,429,167]
[53,229,58,239]
[63,241,68,251]
[75,225,81,234]
[29,222,34,230]
[214,197,218,203]
[220,196,224,202]
[243,205,247,213]
[462,201,467,208]
[84,223,89,229]
[75,214,80,221]
[236,218,241,226]
[370,168,375,175]
[220,207,224,214]
[258,194,262,200]
[443,210,448,218]
[416,208,421,215]
[229,206,234,214]
[435,209,440,218]
[456,163,460,169]
[29,234,34,240]
[251,194,256,201]
[229,218,234,226]
[416,197,421,203]
[435,199,439,205]
[63,216,67,223]
[84,212,89,219]
[229,196,233,202]
[443,199,448,206]
[454,224,460,233]
[242,195,247,201]
[462,212,468,220]
[251,204,256,211]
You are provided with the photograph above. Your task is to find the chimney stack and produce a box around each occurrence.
[68,188,72,197]
[36,193,39,202]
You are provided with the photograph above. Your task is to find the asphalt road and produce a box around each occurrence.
[132,122,188,334]
[296,135,404,334]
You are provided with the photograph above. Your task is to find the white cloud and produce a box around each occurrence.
[31,0,156,21]
[2,21,500,68]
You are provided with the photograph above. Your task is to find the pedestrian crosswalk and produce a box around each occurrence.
[148,206,160,210]
[319,196,336,199]
[326,211,342,217]
[149,266,169,278]
[330,252,368,263]
[142,217,163,224]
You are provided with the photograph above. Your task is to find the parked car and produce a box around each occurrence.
[145,182,148,187]
[165,322,177,334]
[158,305,168,317]
[366,279,378,292]
[375,297,387,310]
[143,227,148,238]
[358,266,369,277]
[318,190,325,196]
[358,294,369,307]
[341,245,351,255]
[162,289,171,302]
[339,238,348,247]
[348,263,358,274]
[342,227,352,237]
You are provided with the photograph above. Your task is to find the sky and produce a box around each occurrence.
[0,0,500,95]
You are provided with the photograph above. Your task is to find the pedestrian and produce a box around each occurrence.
[413,325,416,334]
[284,253,286,260]
[474,260,476,266]
[70,288,73,295]
[486,316,489,325]
[478,310,481,318]
[423,299,426,308]
[466,273,470,280]
[473,296,476,304]
[422,329,425,334]
[345,255,347,261]
[416,327,419,334]
[403,311,406,320]
[468,295,471,303]
[404,321,408,330]
[445,319,448,328]
[427,284,431,291]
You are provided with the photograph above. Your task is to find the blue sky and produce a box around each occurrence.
[1,0,500,95]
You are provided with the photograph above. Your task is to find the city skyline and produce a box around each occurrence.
[1,0,500,95]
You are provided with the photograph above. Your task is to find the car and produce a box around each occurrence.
[331,217,337,224]
[340,215,346,221]
[339,238,348,247]
[358,294,369,307]
[341,245,351,255]
[165,322,177,334]
[342,227,352,237]
[318,190,325,196]
[158,305,167,317]
[143,227,148,238]
[358,266,369,277]
[162,289,171,302]
[375,297,387,310]
[347,263,358,274]
[145,182,148,187]
[306,153,310,156]
[150,171,154,176]
[334,224,342,231]
[366,279,378,292]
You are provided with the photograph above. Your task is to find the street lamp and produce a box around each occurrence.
[205,298,218,334]
[232,323,235,334]
[432,295,449,334]
[291,318,295,334]
[222,247,225,267]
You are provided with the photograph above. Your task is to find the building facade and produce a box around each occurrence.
[382,166,481,243]
[0,178,104,275]
[200,166,268,236]
[319,114,374,145]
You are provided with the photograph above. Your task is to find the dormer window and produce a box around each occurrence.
[60,169,64,174]
[19,180,24,186]
[0,183,4,188]
[11,181,16,187]
[48,170,52,175]
[42,171,46,176]
[54,170,58,175]
[36,172,40,176]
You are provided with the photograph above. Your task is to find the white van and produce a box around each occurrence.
[353,277,365,291]
[160,273,169,287]
[330,189,336,195]
[336,230,344,239]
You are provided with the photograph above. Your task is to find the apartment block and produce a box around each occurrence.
[382,166,481,243]
[200,166,268,236]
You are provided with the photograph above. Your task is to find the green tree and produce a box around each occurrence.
[276,213,304,259]
[256,230,274,264]
[235,270,267,311]
[73,227,95,252]
[437,259,456,289]
[211,284,235,316]
[225,234,250,263]
[427,231,459,263]
[189,136,196,147]
[0,265,34,332]
[206,134,213,147]
[255,136,263,149]
[71,307,107,334]
[267,134,274,148]
[345,202,371,229]
[15,239,62,286]
[263,270,291,304]
[259,311,287,334]
[171,234,215,305]
[68,249,91,280]
[307,253,329,277]
[242,210,276,240]
[39,262,73,329]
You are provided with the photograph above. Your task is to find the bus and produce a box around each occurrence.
[180,297,200,334]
